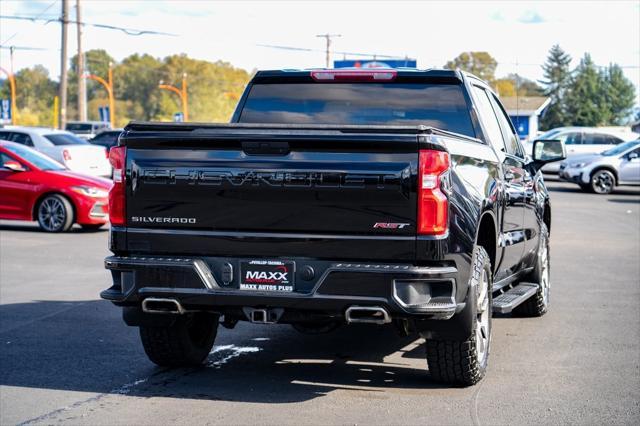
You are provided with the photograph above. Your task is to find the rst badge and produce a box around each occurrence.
[239,260,294,292]
[373,222,411,229]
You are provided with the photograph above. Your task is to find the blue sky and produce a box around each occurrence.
[1,0,639,104]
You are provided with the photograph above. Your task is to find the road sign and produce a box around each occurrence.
[334,59,417,69]
[98,106,110,123]
[173,112,184,122]
[0,99,11,124]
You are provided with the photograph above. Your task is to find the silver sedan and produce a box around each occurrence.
[558,140,640,194]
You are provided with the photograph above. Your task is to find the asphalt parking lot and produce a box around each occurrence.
[1,180,639,425]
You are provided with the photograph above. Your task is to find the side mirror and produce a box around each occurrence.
[532,139,566,166]
[628,152,639,160]
[2,160,26,172]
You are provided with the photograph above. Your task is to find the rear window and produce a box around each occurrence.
[44,134,89,146]
[239,82,476,137]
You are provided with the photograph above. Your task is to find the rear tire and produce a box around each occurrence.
[36,194,74,232]
[140,312,219,367]
[425,246,492,386]
[514,223,550,317]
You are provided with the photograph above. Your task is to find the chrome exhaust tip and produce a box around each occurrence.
[345,306,391,325]
[142,298,185,314]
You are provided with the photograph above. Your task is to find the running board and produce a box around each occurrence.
[492,283,539,314]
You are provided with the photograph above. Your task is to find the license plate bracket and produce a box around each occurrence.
[239,260,295,292]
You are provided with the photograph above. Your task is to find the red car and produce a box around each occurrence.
[0,140,112,232]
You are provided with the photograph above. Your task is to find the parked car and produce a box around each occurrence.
[101,68,565,386]
[0,140,112,232]
[559,139,640,194]
[89,129,123,152]
[0,127,111,178]
[66,121,111,140]
[524,127,639,173]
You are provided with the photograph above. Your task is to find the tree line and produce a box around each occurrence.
[444,46,637,128]
[0,49,251,127]
[1,45,636,129]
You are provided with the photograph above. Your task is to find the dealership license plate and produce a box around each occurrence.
[239,260,295,292]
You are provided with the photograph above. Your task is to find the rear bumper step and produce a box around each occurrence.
[492,283,539,314]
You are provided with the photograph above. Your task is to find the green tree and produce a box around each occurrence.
[602,64,636,125]
[115,53,164,123]
[539,44,572,129]
[564,54,609,126]
[0,65,57,126]
[444,52,497,83]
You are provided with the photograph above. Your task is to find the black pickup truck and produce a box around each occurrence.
[101,69,565,386]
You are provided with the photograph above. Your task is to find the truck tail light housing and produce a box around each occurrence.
[108,146,126,225]
[310,70,397,82]
[418,150,450,235]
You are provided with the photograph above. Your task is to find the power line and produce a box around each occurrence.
[257,44,407,60]
[1,0,58,46]
[0,14,178,38]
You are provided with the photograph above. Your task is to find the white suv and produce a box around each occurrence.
[524,127,639,173]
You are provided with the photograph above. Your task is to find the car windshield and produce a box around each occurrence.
[66,123,93,133]
[44,133,90,145]
[601,140,640,156]
[239,82,476,137]
[2,144,66,171]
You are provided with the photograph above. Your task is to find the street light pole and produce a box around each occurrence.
[108,62,115,127]
[182,73,189,122]
[0,66,16,125]
[76,0,87,121]
[85,66,115,128]
[59,0,69,129]
[316,33,341,68]
[158,74,188,121]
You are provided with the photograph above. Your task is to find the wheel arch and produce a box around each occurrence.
[590,166,618,185]
[475,210,498,272]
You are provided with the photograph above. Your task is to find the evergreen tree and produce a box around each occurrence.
[603,64,636,125]
[564,54,609,126]
[539,45,571,129]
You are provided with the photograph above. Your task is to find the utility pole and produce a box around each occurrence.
[76,0,86,121]
[316,33,341,68]
[59,0,69,129]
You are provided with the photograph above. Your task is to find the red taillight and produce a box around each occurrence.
[108,146,126,226]
[418,150,450,235]
[62,149,72,162]
[310,70,397,82]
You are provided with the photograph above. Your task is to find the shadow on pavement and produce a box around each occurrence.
[607,197,640,204]
[0,300,449,405]
[0,222,108,233]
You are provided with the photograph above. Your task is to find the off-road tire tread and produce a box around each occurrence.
[426,246,491,387]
